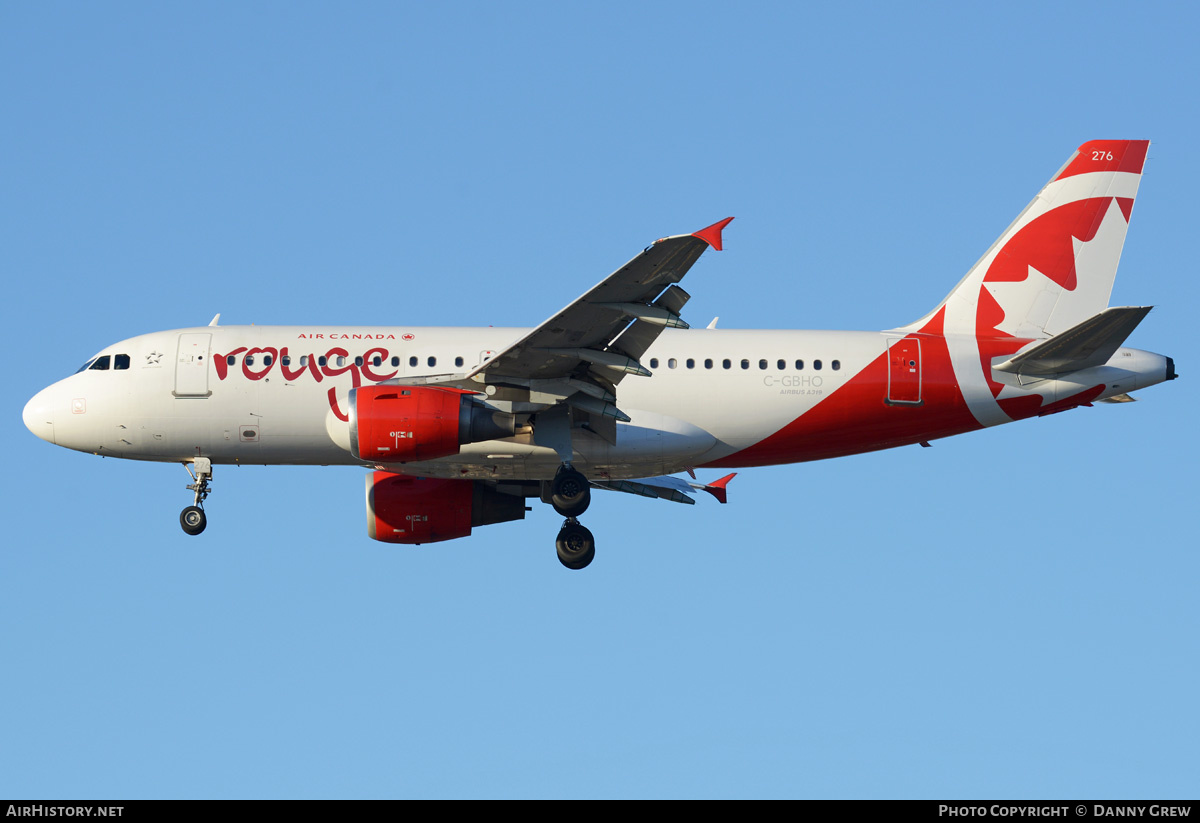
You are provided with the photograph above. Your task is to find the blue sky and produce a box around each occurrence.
[2,1,1196,799]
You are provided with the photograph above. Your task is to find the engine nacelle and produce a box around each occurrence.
[349,385,515,462]
[365,472,526,544]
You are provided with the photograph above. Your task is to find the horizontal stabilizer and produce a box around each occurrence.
[994,306,1152,377]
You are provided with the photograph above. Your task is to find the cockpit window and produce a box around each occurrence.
[75,353,129,374]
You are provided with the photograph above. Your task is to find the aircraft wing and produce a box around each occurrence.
[469,218,733,390]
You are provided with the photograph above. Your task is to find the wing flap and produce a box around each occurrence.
[591,478,696,505]
[607,285,693,361]
[590,472,736,506]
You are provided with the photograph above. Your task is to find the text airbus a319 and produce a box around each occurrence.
[23,140,1177,569]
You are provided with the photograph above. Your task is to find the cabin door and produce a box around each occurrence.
[174,333,212,398]
[886,338,922,405]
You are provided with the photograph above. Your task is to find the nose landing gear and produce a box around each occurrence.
[180,458,212,536]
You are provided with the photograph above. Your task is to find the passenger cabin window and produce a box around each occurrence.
[740,359,750,370]
[813,359,822,370]
[318,356,327,367]
[668,358,677,369]
[245,356,255,366]
[649,358,659,368]
[391,356,400,367]
[354,356,363,367]
[300,356,309,367]
[758,359,767,370]
[281,355,291,366]
[455,356,464,367]
[373,356,383,367]
[409,356,418,367]
[335,356,345,367]
[686,358,695,369]
[832,360,841,371]
[795,359,804,370]
[262,355,272,366]
[705,359,713,369]
[777,359,785,370]
[427,356,437,367]
[723,359,731,369]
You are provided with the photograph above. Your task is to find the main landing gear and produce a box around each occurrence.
[550,464,595,569]
[550,464,590,518]
[180,458,212,536]
[556,518,595,570]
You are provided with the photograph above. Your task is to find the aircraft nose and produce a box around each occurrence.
[23,388,56,444]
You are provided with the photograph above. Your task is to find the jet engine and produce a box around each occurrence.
[349,385,515,462]
[365,472,526,544]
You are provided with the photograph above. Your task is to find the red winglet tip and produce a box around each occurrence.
[692,217,735,251]
[702,472,737,504]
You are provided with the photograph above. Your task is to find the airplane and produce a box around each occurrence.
[22,139,1177,570]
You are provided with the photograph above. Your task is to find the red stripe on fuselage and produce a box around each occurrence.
[999,384,1105,421]
[703,310,981,468]
[975,288,1034,400]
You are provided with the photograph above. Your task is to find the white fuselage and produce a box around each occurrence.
[23,324,1172,482]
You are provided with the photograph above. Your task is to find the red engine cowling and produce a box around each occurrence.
[365,472,526,544]
[349,385,514,463]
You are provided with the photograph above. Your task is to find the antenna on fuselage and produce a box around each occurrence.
[208,313,221,327]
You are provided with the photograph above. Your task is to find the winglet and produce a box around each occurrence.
[692,217,734,251]
[700,472,737,504]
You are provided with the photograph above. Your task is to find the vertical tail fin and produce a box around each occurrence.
[903,140,1149,339]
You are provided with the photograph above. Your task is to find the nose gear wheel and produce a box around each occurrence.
[180,458,212,536]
